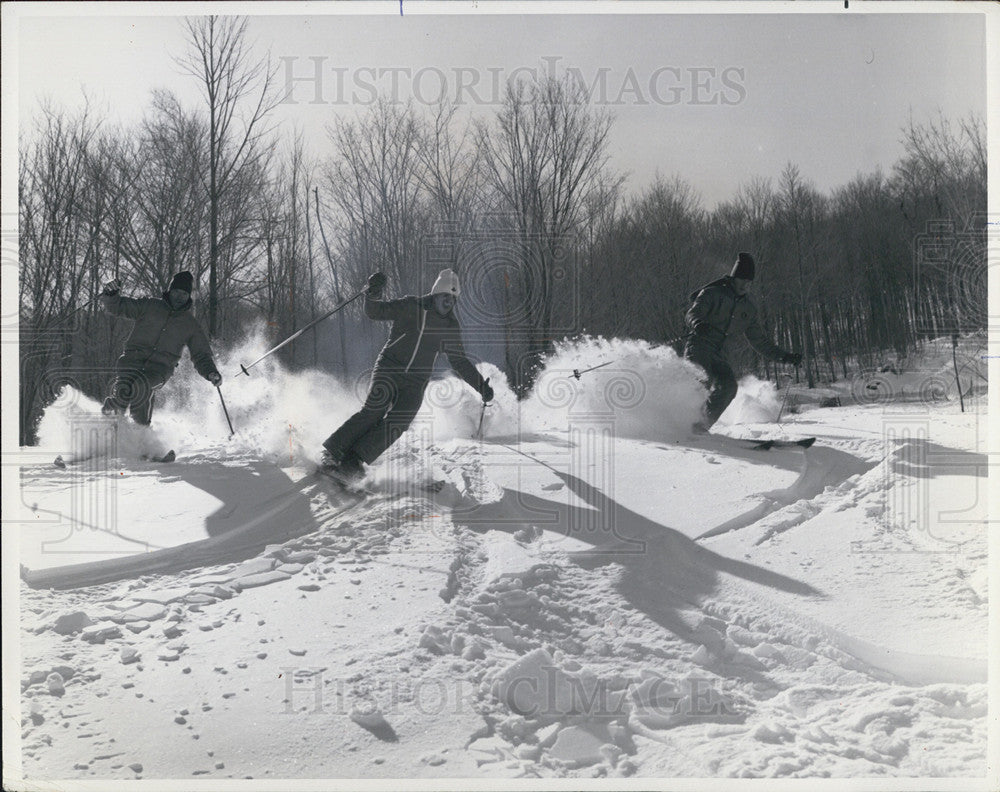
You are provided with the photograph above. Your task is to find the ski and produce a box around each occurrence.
[53,453,114,468]
[314,466,372,498]
[740,437,816,450]
[142,450,176,463]
[691,434,817,451]
[54,449,176,467]
[314,467,443,498]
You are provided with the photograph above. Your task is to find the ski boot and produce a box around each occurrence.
[319,449,365,490]
[338,452,365,482]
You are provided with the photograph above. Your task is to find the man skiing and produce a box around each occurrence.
[99,271,221,425]
[684,252,801,433]
[321,268,493,483]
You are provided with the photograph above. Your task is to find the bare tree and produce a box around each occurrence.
[177,15,280,337]
[102,91,206,294]
[415,99,485,239]
[477,74,616,391]
[587,175,701,342]
[896,111,986,223]
[892,112,987,339]
[19,103,106,443]
[324,98,430,294]
[252,134,324,368]
[775,163,829,387]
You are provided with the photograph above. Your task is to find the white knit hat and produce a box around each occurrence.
[430,268,460,297]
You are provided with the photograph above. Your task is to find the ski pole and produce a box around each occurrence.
[571,361,613,380]
[238,287,367,376]
[474,403,488,440]
[216,385,235,437]
[776,375,793,424]
[951,333,965,413]
[474,378,491,439]
[474,403,486,439]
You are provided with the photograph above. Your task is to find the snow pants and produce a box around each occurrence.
[323,368,428,465]
[106,358,171,426]
[684,340,738,428]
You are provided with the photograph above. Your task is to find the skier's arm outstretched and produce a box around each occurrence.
[441,329,493,402]
[744,313,800,365]
[362,272,409,321]
[99,279,144,320]
[187,324,222,384]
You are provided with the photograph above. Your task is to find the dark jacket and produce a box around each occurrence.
[685,276,785,361]
[101,293,219,380]
[365,293,485,390]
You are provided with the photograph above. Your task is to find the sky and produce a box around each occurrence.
[10,5,990,209]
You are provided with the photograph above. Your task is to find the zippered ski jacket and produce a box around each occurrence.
[685,276,786,361]
[100,293,220,380]
[366,293,486,391]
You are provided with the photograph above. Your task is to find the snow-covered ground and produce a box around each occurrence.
[6,336,994,785]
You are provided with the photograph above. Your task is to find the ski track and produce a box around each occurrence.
[17,420,988,780]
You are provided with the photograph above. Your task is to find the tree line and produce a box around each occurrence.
[18,16,987,444]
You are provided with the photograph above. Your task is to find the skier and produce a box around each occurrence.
[99,271,221,425]
[684,252,801,433]
[321,268,494,483]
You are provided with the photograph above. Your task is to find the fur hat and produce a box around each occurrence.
[430,268,460,297]
[169,271,195,293]
[730,252,755,281]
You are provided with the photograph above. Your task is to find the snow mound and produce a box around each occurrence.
[523,336,705,442]
[716,375,783,426]
[36,387,169,461]
[17,408,990,780]
[33,333,710,464]
[156,332,359,463]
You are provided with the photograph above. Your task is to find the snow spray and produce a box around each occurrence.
[521,337,706,443]
[418,336,710,446]
[32,330,362,465]
[154,330,360,463]
[33,332,728,463]
[35,386,166,462]
[714,375,784,427]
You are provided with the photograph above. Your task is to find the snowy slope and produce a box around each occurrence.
[8,338,992,784]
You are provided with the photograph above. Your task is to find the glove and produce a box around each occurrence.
[208,372,222,386]
[480,377,494,404]
[102,279,121,296]
[782,352,803,366]
[367,272,387,296]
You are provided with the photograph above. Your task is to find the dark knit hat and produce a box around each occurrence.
[730,252,755,281]
[169,271,194,293]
